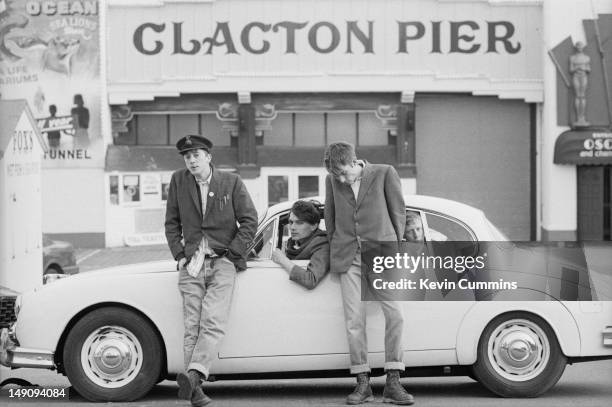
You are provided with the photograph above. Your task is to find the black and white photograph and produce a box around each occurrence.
[1,0,611,406]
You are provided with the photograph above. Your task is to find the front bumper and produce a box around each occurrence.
[0,327,55,369]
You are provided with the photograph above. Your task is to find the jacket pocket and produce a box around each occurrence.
[217,194,231,211]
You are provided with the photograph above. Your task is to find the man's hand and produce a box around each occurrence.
[271,248,295,274]
[271,248,287,264]
[177,257,187,270]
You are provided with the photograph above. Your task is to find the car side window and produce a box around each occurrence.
[424,212,475,242]
[252,204,326,259]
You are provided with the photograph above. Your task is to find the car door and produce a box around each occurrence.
[400,209,476,352]
[218,213,348,358]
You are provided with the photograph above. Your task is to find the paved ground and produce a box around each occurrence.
[1,361,611,406]
[75,245,174,272]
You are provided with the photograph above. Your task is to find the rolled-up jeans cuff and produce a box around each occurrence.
[384,362,405,372]
[187,362,209,380]
[350,364,371,374]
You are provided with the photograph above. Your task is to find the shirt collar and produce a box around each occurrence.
[353,160,365,183]
[194,167,213,185]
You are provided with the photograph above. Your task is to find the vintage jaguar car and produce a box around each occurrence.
[1,195,611,401]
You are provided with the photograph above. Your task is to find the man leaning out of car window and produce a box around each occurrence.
[271,200,329,289]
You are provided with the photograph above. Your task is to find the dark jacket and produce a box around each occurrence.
[325,163,405,274]
[286,229,330,289]
[164,166,258,271]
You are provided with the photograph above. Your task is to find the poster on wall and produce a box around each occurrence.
[161,173,171,202]
[141,173,160,204]
[122,174,140,203]
[0,0,102,168]
[108,174,118,205]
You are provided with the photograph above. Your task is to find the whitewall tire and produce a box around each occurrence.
[472,312,566,397]
[63,307,162,401]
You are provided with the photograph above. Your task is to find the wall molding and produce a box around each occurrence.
[108,75,544,105]
[108,0,215,7]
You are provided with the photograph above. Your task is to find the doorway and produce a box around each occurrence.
[577,166,611,240]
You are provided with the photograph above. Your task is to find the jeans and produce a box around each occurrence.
[178,256,236,379]
[340,250,405,374]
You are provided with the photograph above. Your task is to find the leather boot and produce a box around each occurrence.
[177,369,202,400]
[382,370,414,405]
[191,384,212,407]
[346,372,374,405]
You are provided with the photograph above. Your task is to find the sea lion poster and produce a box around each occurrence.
[0,0,102,168]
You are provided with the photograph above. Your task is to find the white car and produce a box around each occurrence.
[1,195,611,401]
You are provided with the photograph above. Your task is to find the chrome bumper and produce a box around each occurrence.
[0,327,55,369]
[604,326,612,347]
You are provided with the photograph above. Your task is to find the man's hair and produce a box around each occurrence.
[324,142,356,172]
[406,211,420,219]
[181,148,210,156]
[291,200,321,225]
[406,211,422,225]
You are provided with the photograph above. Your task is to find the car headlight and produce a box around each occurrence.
[14,295,21,318]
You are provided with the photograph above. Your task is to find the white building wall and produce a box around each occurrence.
[401,178,416,196]
[42,169,106,238]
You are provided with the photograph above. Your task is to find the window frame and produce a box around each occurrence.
[263,110,394,147]
[249,216,280,260]
[420,209,478,243]
[121,111,233,147]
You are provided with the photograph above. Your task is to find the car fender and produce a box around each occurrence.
[455,297,580,365]
[15,270,181,368]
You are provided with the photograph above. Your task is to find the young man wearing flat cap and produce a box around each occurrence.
[165,134,258,406]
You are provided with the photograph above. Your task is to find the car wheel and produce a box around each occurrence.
[63,307,162,401]
[472,312,566,398]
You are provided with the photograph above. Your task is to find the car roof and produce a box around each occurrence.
[264,195,486,224]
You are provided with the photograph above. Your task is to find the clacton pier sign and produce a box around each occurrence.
[107,0,542,102]
[132,19,522,56]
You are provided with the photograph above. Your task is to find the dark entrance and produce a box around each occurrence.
[577,166,611,240]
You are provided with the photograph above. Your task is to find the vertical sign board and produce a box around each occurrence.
[0,0,102,168]
[0,102,46,293]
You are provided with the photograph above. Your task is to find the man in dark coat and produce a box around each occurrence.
[324,141,414,405]
[165,134,257,407]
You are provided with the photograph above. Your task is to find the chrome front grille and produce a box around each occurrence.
[0,296,17,329]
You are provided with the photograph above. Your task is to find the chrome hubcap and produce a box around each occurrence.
[488,318,549,381]
[81,326,142,388]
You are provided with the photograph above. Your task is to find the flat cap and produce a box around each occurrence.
[176,134,213,154]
